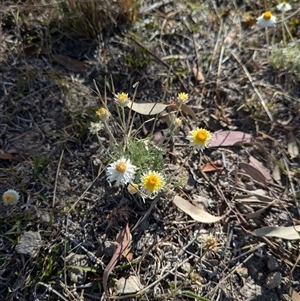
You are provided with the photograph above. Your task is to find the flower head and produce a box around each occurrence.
[141,171,165,196]
[107,157,136,186]
[177,92,189,104]
[187,128,212,150]
[127,183,139,194]
[256,11,276,28]
[96,107,110,121]
[89,121,103,135]
[2,189,19,205]
[173,117,182,128]
[114,92,131,107]
[198,235,218,253]
[277,2,292,12]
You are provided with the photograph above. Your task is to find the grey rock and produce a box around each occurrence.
[115,276,143,294]
[266,271,282,290]
[65,253,88,284]
[104,241,118,258]
[267,255,280,271]
[15,231,42,258]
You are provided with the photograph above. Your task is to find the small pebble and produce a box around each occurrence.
[65,253,88,284]
[15,231,42,258]
[266,271,281,290]
[267,255,280,271]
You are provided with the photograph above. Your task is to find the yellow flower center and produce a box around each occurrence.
[115,162,127,173]
[5,195,13,203]
[97,107,106,115]
[149,175,157,185]
[196,130,209,143]
[178,92,188,103]
[119,92,128,102]
[263,11,272,20]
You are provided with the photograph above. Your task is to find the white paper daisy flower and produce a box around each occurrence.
[107,157,137,186]
[257,11,276,28]
[114,92,131,107]
[89,121,103,135]
[277,2,292,12]
[96,107,110,121]
[2,189,20,205]
[187,128,212,151]
[173,117,182,128]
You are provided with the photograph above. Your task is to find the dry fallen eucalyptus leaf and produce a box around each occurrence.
[201,162,223,173]
[290,287,300,301]
[192,67,205,83]
[52,54,88,72]
[210,131,252,147]
[239,162,267,185]
[252,225,300,240]
[249,156,272,182]
[173,195,228,223]
[103,223,132,299]
[127,101,168,115]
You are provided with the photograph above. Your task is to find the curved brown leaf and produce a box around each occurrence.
[239,162,266,184]
[52,54,88,72]
[103,224,132,300]
[249,156,272,182]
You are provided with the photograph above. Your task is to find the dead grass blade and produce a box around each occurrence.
[103,223,132,300]
[229,50,273,122]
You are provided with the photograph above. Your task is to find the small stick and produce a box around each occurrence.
[52,149,64,207]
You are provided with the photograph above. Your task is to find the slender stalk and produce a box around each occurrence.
[265,27,270,60]
[281,12,286,46]
[103,121,117,146]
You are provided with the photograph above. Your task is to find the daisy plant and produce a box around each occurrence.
[277,1,292,12]
[91,82,210,202]
[96,107,117,146]
[162,92,187,147]
[256,11,276,57]
[276,1,293,46]
[256,11,276,28]
[114,92,131,133]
